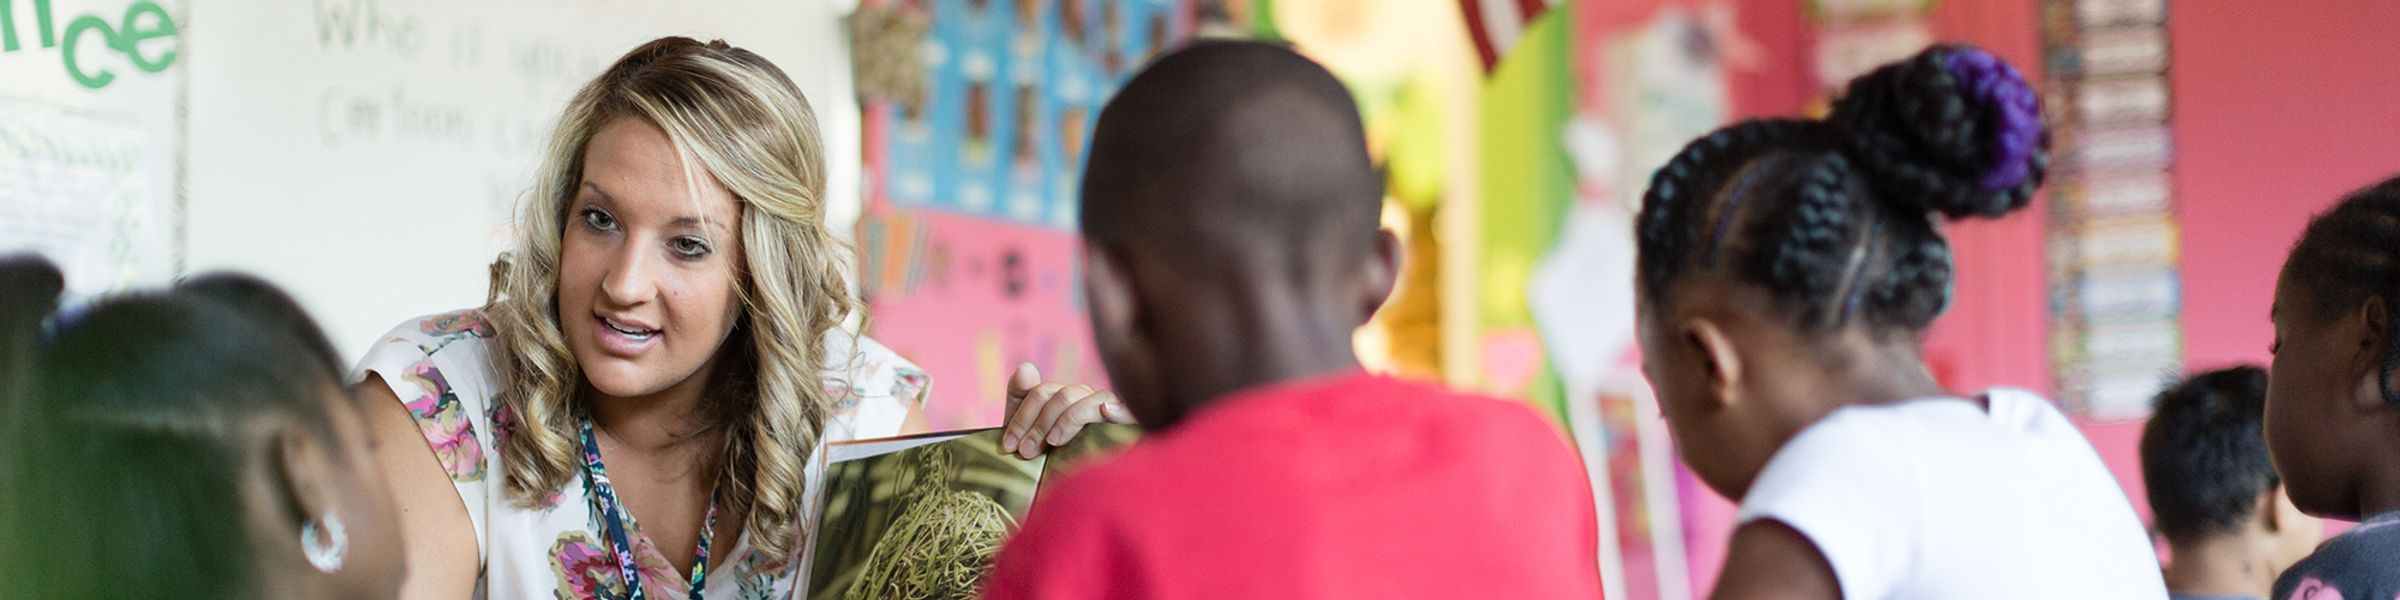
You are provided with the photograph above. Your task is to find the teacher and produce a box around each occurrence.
[353,37,936,599]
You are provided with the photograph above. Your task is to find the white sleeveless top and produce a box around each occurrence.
[352,309,930,600]
[1736,389,2167,599]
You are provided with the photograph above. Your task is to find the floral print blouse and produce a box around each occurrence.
[353,309,931,600]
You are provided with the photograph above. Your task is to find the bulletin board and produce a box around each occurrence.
[853,0,1190,429]
[0,0,187,304]
[2039,0,2181,419]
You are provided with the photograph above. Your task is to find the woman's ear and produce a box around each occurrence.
[1682,318,1744,410]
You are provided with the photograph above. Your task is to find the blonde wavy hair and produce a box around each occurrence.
[488,36,852,565]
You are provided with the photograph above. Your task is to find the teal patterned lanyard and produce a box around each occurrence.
[579,413,720,600]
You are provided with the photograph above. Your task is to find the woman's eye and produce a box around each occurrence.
[670,236,712,259]
[581,208,617,232]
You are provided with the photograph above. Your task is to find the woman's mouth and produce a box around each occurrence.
[595,315,662,355]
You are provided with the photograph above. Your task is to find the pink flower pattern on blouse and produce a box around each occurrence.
[549,531,628,600]
[421,309,497,339]
[632,533,698,598]
[402,358,486,482]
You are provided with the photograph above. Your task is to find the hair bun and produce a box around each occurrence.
[1829,44,2047,220]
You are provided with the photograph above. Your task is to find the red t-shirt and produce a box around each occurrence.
[983,371,1602,599]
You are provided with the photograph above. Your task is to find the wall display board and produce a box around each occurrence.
[853,0,1187,429]
[2039,0,2180,420]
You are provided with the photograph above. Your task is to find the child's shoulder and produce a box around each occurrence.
[2275,517,2400,599]
[1811,390,2072,444]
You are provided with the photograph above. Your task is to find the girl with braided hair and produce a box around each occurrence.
[1633,45,2167,598]
[2261,175,2400,600]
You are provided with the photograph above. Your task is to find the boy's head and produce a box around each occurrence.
[2264,175,2400,520]
[1077,41,1396,430]
[2141,366,2319,568]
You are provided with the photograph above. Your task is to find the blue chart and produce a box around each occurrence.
[879,0,1183,229]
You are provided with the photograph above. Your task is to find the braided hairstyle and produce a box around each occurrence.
[2281,176,2400,406]
[1637,45,2047,334]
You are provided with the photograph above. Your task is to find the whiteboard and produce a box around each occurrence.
[182,0,862,356]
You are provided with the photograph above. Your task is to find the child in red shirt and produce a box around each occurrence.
[982,41,1601,599]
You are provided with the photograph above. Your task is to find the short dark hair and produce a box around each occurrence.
[1079,40,1383,280]
[2141,365,2277,543]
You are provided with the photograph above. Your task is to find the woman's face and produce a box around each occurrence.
[559,117,748,400]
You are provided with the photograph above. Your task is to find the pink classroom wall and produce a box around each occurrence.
[2172,0,2400,372]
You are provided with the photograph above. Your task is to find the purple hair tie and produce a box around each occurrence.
[1943,47,2042,191]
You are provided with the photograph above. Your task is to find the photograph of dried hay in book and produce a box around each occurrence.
[804,425,1137,600]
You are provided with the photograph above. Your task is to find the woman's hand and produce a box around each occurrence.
[1000,362,1136,459]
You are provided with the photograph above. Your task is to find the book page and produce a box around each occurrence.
[805,429,1040,599]
[801,424,1140,598]
[825,429,982,463]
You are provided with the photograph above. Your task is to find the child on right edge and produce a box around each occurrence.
[2262,175,2400,600]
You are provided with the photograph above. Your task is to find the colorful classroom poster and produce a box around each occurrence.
[855,0,1188,429]
[2041,0,2182,419]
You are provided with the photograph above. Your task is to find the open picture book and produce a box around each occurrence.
[800,424,1139,600]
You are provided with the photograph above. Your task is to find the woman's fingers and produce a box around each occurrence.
[1022,385,1094,459]
[1096,392,1137,424]
[1000,362,1134,457]
[1004,383,1065,453]
[1003,366,1061,454]
[1048,392,1138,446]
[1006,362,1042,411]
